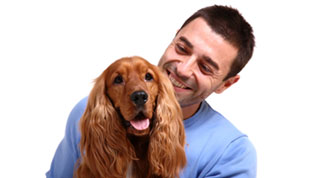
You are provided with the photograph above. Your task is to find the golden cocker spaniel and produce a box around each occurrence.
[75,56,186,178]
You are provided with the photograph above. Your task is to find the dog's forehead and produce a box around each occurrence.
[111,57,154,73]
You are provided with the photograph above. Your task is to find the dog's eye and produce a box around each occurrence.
[114,75,123,84]
[145,73,153,81]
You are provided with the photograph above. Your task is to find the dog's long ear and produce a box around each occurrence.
[75,70,135,178]
[148,68,187,178]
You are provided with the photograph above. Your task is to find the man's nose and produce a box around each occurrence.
[176,56,197,78]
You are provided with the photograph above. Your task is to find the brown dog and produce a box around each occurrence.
[75,56,186,178]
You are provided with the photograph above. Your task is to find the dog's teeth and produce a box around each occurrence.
[169,76,186,89]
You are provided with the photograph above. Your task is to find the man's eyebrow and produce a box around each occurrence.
[179,36,193,49]
[203,56,219,70]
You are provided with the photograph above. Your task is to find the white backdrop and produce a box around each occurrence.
[1,0,315,177]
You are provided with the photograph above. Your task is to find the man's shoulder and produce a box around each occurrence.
[64,96,88,140]
[67,96,88,124]
[186,100,245,139]
[211,108,245,138]
[181,101,256,177]
[72,96,88,114]
[184,100,253,162]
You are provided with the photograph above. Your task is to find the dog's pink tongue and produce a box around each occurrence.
[130,118,150,130]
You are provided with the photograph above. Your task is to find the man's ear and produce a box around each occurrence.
[215,75,240,94]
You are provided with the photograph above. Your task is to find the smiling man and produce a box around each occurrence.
[158,6,256,178]
[159,17,240,119]
[47,5,256,178]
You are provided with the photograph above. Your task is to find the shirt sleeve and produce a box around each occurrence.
[206,136,257,178]
[46,97,87,178]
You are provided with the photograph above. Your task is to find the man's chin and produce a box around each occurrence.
[175,96,191,107]
[177,96,202,108]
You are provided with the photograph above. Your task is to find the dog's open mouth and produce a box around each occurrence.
[129,113,150,131]
[130,118,149,130]
[118,109,151,132]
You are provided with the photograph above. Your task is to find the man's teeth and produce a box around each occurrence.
[169,76,186,89]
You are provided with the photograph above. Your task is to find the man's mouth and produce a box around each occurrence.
[169,75,187,89]
[167,70,191,90]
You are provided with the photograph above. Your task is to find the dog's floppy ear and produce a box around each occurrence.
[148,67,187,177]
[76,69,135,178]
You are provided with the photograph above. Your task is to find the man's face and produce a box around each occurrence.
[158,18,238,115]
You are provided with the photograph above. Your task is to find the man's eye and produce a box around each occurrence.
[176,44,187,54]
[114,75,123,84]
[200,64,213,74]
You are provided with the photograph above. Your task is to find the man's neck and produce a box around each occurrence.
[182,102,202,120]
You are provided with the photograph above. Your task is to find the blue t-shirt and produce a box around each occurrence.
[46,97,256,178]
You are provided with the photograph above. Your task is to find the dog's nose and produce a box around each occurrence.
[131,90,148,106]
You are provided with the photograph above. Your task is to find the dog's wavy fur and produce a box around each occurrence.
[75,56,186,178]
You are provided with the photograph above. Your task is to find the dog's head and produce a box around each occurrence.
[105,56,160,136]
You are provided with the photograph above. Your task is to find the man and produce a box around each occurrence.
[47,5,256,178]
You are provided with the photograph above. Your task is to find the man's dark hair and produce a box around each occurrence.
[179,5,255,81]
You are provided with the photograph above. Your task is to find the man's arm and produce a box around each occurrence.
[206,136,257,178]
[46,97,87,178]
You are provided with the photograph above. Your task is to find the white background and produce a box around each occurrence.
[1,0,315,177]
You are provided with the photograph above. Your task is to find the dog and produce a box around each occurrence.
[75,56,186,178]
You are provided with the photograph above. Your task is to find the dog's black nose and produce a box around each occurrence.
[131,90,148,106]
